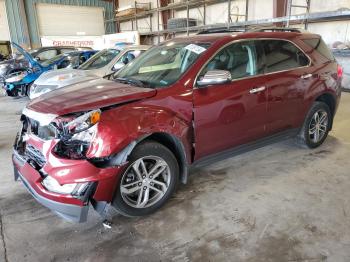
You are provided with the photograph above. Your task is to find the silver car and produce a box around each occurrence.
[29,45,150,99]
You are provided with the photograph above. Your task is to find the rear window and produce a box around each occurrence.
[302,38,335,61]
[261,40,310,73]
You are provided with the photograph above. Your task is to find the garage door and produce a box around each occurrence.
[36,3,105,36]
[0,0,10,41]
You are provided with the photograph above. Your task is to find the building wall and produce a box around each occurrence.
[117,0,350,45]
[5,0,115,48]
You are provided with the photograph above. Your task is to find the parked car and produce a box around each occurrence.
[12,29,342,222]
[29,45,150,99]
[3,45,97,97]
[0,44,81,86]
[333,49,350,90]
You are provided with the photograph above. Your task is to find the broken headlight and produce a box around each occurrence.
[54,110,101,159]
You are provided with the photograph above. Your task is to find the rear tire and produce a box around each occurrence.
[296,101,332,148]
[112,141,179,217]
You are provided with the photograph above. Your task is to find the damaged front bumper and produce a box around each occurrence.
[13,158,89,222]
[12,131,125,223]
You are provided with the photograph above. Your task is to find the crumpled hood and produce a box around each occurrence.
[27,78,157,115]
[34,68,98,88]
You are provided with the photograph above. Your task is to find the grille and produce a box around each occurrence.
[25,144,46,168]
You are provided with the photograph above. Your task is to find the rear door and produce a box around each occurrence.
[260,39,312,134]
[193,40,268,160]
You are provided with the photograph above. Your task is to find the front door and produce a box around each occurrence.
[193,40,268,160]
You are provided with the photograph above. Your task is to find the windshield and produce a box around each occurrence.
[40,54,64,67]
[115,42,210,88]
[79,49,120,70]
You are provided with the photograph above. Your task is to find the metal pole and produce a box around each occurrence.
[135,1,138,31]
[157,0,160,43]
[203,0,206,25]
[186,0,190,36]
[286,0,292,27]
[305,0,310,29]
[227,0,231,29]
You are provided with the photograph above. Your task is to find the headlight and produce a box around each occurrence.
[42,175,90,195]
[6,71,28,83]
[64,110,101,134]
[54,110,101,159]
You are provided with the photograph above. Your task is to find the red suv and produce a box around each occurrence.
[13,29,342,222]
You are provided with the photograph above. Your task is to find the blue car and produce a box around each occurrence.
[3,43,96,97]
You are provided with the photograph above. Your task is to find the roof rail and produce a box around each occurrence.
[250,27,302,33]
[197,27,247,35]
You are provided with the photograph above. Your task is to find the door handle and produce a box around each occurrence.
[301,73,313,79]
[249,86,266,94]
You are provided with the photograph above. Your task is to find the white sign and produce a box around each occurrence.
[41,31,140,50]
[41,36,102,49]
[185,44,207,54]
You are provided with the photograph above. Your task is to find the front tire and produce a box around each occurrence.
[112,141,179,217]
[297,101,332,148]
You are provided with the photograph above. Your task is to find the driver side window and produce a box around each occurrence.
[199,41,263,81]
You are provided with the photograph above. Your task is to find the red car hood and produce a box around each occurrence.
[27,78,157,115]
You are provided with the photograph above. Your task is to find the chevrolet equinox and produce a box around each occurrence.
[12,29,342,222]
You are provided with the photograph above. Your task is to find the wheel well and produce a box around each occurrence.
[315,93,336,128]
[144,133,189,184]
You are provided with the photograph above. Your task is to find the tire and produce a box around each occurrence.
[296,101,332,148]
[112,141,179,217]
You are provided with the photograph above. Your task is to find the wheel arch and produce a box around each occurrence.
[139,132,190,184]
[314,92,336,129]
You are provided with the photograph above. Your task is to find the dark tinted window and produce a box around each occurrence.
[200,41,264,80]
[302,38,334,61]
[262,40,309,73]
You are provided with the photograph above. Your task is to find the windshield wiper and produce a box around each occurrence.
[114,77,151,88]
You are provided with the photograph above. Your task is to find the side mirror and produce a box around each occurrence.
[112,62,125,71]
[197,70,232,87]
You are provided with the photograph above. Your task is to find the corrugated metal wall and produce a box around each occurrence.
[5,0,115,48]
[5,0,31,47]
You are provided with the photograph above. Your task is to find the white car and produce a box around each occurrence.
[29,45,150,99]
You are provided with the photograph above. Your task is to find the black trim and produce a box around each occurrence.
[192,128,299,168]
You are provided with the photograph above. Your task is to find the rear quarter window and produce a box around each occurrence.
[302,38,335,61]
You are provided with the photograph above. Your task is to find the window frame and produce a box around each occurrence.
[194,38,312,88]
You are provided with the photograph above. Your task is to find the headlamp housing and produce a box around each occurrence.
[53,110,101,159]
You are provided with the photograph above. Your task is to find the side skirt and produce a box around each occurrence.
[191,128,299,169]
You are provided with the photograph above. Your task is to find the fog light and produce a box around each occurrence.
[42,175,89,195]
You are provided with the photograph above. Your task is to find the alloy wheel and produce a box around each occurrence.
[308,109,328,143]
[120,156,171,209]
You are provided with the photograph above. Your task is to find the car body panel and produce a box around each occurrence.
[27,78,157,115]
[29,45,150,99]
[12,31,342,222]
[3,49,97,95]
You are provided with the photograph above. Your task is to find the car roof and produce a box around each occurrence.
[165,31,320,45]
[107,45,151,51]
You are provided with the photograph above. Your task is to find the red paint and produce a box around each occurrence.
[16,32,341,216]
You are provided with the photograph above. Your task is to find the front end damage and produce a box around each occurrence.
[12,109,129,222]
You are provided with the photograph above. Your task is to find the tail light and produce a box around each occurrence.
[337,64,343,78]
